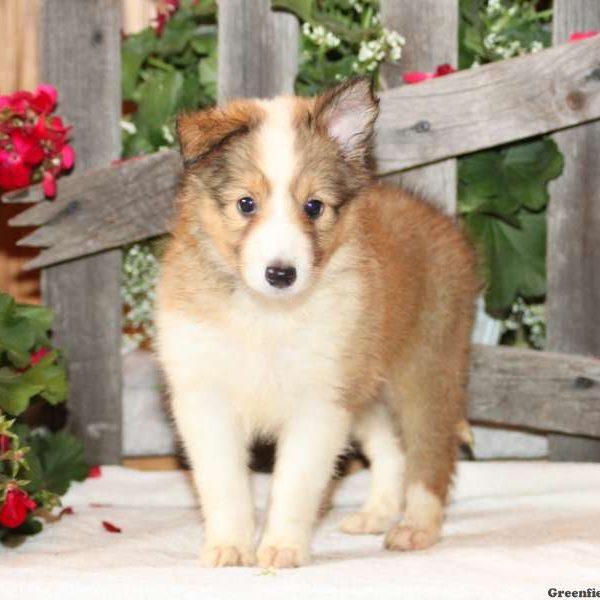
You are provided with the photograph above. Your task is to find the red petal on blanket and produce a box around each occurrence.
[88,465,102,478]
[60,506,74,516]
[102,520,122,533]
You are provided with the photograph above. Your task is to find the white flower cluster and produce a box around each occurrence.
[120,119,137,135]
[482,1,545,60]
[355,28,405,72]
[349,0,363,14]
[122,242,160,351]
[483,31,543,60]
[502,297,546,349]
[302,22,341,49]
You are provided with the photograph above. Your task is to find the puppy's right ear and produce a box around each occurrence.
[177,102,262,168]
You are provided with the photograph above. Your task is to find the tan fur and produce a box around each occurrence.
[155,78,480,567]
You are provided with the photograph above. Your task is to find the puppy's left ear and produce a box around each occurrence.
[314,77,379,165]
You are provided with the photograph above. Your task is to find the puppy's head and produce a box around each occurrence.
[177,77,378,299]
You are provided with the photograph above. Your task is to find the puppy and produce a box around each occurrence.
[155,78,479,569]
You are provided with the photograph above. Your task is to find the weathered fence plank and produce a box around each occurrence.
[376,34,600,174]
[40,0,122,464]
[218,0,298,102]
[381,0,458,213]
[547,0,600,462]
[12,153,180,270]
[468,345,600,438]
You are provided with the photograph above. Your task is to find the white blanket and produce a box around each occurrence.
[2,461,599,599]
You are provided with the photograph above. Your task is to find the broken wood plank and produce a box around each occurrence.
[12,152,180,270]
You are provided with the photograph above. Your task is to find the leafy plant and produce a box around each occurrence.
[121,0,217,158]
[456,0,559,320]
[0,292,87,542]
[459,138,563,313]
[460,0,552,68]
[291,0,405,95]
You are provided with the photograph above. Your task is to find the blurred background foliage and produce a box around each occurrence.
[121,0,558,351]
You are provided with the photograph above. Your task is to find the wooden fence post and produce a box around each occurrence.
[547,1,600,462]
[218,0,298,103]
[39,0,122,464]
[380,0,458,214]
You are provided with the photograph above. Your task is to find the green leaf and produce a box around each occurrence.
[135,70,184,145]
[25,432,88,497]
[272,0,313,22]
[122,28,158,101]
[198,51,217,101]
[13,304,53,332]
[465,209,546,314]
[190,32,216,56]
[19,352,68,406]
[458,138,564,217]
[0,378,44,416]
[156,14,198,56]
[502,139,564,211]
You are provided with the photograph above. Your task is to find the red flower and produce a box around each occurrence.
[0,90,33,116]
[403,63,456,85]
[30,347,50,367]
[31,84,57,114]
[11,130,45,165]
[88,465,102,479]
[0,487,37,529]
[43,171,57,198]
[61,145,75,170]
[0,150,31,190]
[435,63,456,76]
[569,30,599,42]
[0,435,10,454]
[0,84,73,199]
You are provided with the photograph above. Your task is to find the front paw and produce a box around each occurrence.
[256,542,310,569]
[200,543,256,567]
[384,521,440,552]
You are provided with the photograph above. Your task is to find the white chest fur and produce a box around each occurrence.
[156,251,363,438]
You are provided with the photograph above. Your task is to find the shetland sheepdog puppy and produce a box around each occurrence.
[155,78,479,569]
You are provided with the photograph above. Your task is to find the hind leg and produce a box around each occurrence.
[384,360,466,552]
[339,401,405,535]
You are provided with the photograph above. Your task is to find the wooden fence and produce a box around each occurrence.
[3,0,600,464]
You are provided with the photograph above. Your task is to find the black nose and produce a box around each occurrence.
[265,264,297,288]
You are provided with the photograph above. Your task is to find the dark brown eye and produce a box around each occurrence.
[304,198,324,220]
[237,196,257,215]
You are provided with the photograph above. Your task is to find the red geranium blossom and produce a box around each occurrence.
[403,63,456,85]
[0,83,75,199]
[0,487,37,529]
[30,347,50,367]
